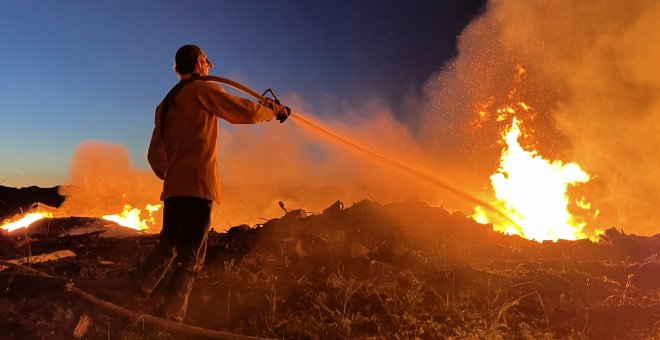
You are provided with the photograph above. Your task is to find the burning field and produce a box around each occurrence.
[1,197,660,339]
[2,0,660,338]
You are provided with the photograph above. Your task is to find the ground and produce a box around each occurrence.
[1,198,659,339]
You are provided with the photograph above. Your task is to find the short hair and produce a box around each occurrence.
[175,44,202,75]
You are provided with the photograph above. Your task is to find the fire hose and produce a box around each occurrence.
[166,75,518,227]
[159,75,289,137]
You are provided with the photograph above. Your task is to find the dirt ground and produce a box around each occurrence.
[1,198,659,339]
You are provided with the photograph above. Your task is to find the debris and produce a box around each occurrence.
[369,259,395,274]
[322,200,343,216]
[228,224,251,237]
[72,313,92,338]
[2,198,660,339]
[349,242,369,258]
[0,185,65,221]
[277,201,288,213]
[282,209,306,220]
[0,249,75,271]
[294,239,307,257]
[3,216,140,239]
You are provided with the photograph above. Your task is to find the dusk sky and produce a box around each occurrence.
[0,1,485,187]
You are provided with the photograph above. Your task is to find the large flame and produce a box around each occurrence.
[469,64,601,242]
[474,117,600,242]
[0,212,54,232]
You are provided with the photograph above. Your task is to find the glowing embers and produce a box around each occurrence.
[473,118,599,242]
[101,204,161,231]
[0,212,54,232]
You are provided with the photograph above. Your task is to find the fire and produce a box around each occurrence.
[1,204,161,233]
[473,117,600,242]
[470,64,601,242]
[1,212,53,232]
[101,204,161,231]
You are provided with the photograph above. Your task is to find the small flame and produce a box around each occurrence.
[1,212,53,232]
[101,204,161,231]
[519,102,530,111]
[470,96,495,130]
[575,196,591,210]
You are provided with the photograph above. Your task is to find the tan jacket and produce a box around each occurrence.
[147,80,275,202]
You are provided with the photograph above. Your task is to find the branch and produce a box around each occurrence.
[0,259,273,340]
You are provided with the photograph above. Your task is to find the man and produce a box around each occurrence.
[137,44,289,322]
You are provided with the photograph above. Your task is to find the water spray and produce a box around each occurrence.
[287,114,518,226]
[182,75,517,226]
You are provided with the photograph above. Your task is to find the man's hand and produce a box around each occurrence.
[264,98,291,123]
[275,105,291,123]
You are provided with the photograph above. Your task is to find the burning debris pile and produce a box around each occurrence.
[1,198,659,339]
[0,185,65,223]
[0,182,162,236]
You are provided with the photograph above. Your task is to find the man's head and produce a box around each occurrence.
[174,44,213,78]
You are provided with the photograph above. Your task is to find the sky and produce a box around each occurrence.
[0,0,485,187]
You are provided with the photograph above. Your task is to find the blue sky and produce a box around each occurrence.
[0,0,484,187]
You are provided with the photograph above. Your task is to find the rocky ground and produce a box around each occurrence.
[1,198,659,339]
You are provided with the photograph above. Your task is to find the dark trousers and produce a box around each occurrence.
[135,196,212,321]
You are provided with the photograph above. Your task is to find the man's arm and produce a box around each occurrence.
[199,85,277,124]
[147,107,167,180]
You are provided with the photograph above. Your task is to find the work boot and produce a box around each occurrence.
[158,267,198,323]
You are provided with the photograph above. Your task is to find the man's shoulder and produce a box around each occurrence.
[187,80,225,92]
[161,79,226,108]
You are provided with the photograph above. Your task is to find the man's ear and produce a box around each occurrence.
[197,56,205,69]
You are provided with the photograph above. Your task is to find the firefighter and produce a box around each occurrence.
[136,44,289,322]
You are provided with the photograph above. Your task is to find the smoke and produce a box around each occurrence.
[421,0,660,234]
[57,140,162,224]
[214,93,442,228]
[54,105,443,232]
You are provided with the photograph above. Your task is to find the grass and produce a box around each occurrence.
[202,251,590,339]
[2,199,660,339]
[181,229,660,339]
